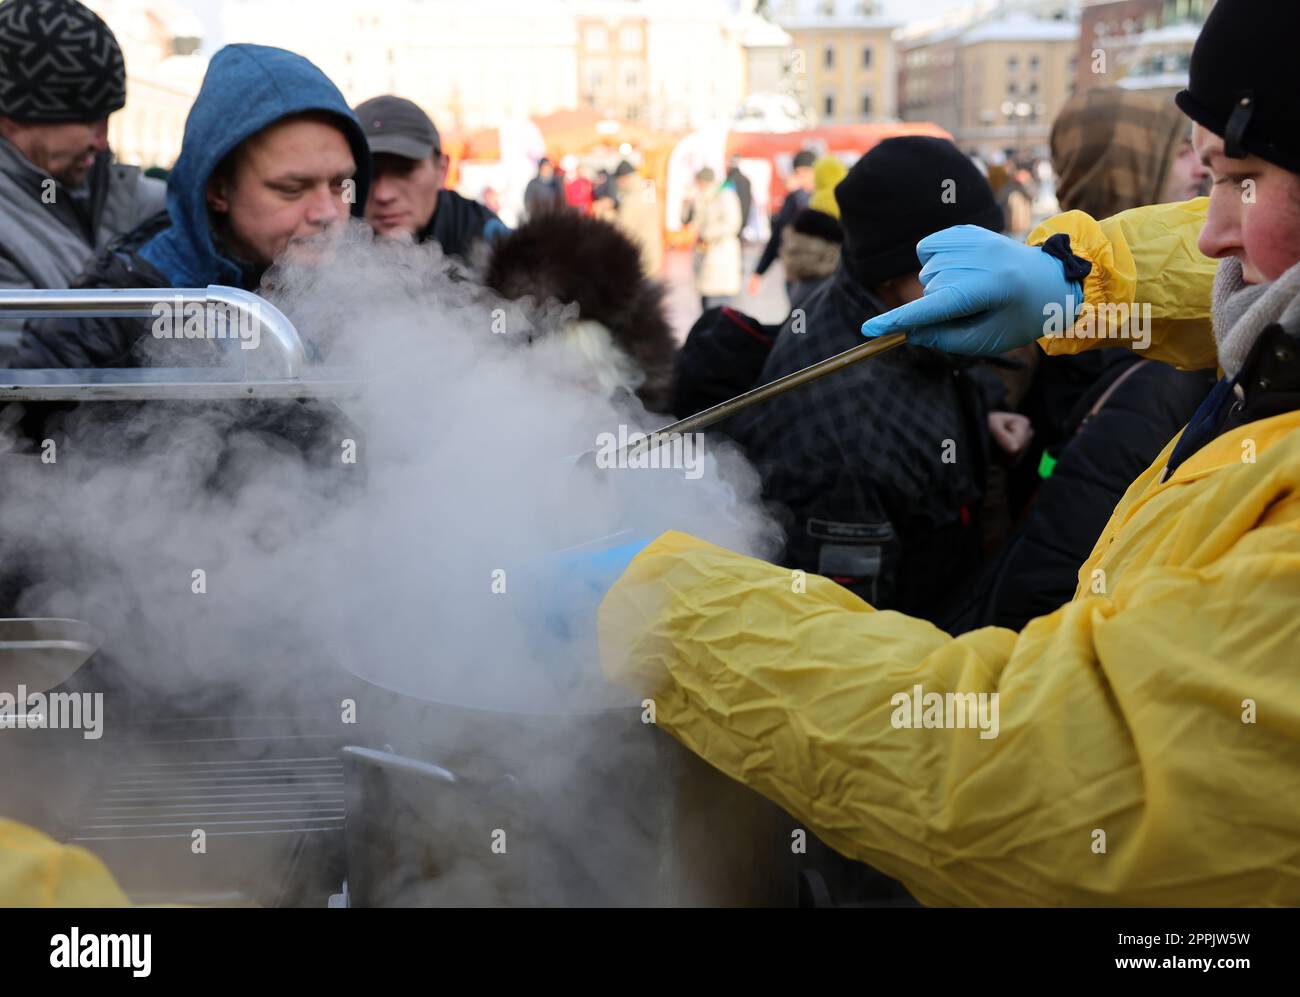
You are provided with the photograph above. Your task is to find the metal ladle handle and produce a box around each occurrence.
[620,331,909,461]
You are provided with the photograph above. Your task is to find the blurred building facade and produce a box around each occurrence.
[1076,0,1215,95]
[900,9,1078,159]
[959,14,1077,158]
[215,0,757,135]
[85,0,208,169]
[774,0,899,124]
[221,0,580,134]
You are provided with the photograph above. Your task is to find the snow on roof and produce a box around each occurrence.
[737,14,794,48]
[962,13,1079,45]
[1134,21,1202,47]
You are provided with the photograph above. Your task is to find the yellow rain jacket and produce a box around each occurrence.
[600,197,1300,906]
[0,818,130,906]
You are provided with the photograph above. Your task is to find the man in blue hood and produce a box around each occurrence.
[10,44,371,369]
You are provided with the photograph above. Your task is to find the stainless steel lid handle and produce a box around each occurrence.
[0,286,306,380]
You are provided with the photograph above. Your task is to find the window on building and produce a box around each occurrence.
[861,92,872,116]
[621,62,641,94]
[824,93,835,117]
[824,46,835,69]
[1028,80,1038,95]
[618,24,642,52]
[1007,55,1018,72]
[585,25,608,51]
[1029,55,1040,71]
[820,0,835,16]
[862,46,872,68]
[1007,81,1019,95]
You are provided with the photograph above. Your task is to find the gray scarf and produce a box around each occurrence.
[1212,256,1300,379]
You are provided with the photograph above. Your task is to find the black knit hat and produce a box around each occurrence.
[1175,0,1300,174]
[0,0,126,123]
[836,136,1004,289]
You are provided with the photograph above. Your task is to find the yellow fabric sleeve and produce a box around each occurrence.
[0,818,131,907]
[1028,197,1219,370]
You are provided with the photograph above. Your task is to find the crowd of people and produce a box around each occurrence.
[1,0,1297,907]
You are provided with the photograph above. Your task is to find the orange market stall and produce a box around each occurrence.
[442,110,682,229]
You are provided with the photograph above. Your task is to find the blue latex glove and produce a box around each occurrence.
[527,537,653,642]
[859,225,1083,355]
[551,537,652,602]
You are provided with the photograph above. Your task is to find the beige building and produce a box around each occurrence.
[774,0,898,124]
[899,28,964,137]
[573,0,747,131]
[576,12,650,123]
[961,14,1078,158]
[902,12,1078,159]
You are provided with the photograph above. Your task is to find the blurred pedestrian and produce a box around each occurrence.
[611,161,662,278]
[778,154,847,311]
[523,157,565,219]
[564,163,594,215]
[749,148,815,298]
[683,167,742,311]
[725,155,752,239]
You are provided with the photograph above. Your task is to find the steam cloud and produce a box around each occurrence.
[0,224,784,903]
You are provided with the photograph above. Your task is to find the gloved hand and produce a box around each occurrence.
[859,225,1083,355]
[521,536,654,642]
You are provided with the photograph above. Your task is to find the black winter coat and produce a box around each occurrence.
[954,354,1215,632]
[728,263,991,621]
[418,188,503,262]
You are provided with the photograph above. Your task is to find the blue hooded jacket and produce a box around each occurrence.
[139,44,371,290]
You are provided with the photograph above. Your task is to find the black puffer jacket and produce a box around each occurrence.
[954,353,1215,632]
[419,188,505,262]
[728,262,991,621]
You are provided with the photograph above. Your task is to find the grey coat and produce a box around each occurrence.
[0,137,165,353]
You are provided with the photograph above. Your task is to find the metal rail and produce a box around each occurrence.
[0,285,306,381]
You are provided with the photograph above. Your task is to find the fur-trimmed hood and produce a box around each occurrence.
[481,209,677,412]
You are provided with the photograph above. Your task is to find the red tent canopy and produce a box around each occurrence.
[727,122,954,215]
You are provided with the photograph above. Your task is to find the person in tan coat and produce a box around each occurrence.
[611,160,663,279]
[683,167,742,310]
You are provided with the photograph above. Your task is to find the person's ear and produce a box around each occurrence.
[207,176,229,214]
